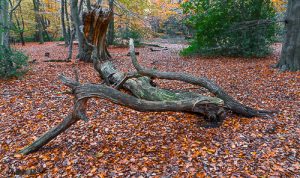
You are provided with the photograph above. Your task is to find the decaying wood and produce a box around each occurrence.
[29,59,37,64]
[19,73,224,154]
[141,43,166,48]
[43,60,71,62]
[128,40,271,117]
[71,0,93,62]
[150,47,168,52]
[20,6,273,155]
[82,6,112,61]
[126,51,139,56]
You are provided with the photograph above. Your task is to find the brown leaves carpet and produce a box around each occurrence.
[0,42,299,177]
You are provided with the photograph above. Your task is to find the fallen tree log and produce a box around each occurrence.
[19,7,273,155]
[150,47,168,52]
[43,59,71,62]
[140,42,166,48]
[19,74,224,155]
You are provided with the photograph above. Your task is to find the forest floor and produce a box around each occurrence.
[0,42,299,177]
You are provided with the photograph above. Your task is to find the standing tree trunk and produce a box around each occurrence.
[67,30,75,60]
[82,6,112,61]
[14,5,26,46]
[19,7,272,155]
[0,0,9,47]
[277,0,300,71]
[41,17,52,41]
[107,0,114,46]
[1,0,22,48]
[61,0,69,46]
[70,0,93,62]
[65,0,71,41]
[33,0,44,44]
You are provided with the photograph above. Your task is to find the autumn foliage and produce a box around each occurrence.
[0,42,299,176]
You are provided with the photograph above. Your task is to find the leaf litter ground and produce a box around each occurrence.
[0,42,299,177]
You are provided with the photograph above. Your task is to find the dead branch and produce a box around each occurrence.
[129,39,273,117]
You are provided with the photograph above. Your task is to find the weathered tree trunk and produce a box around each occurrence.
[41,17,52,41]
[82,6,112,61]
[70,0,93,62]
[33,0,44,44]
[1,0,22,48]
[107,0,115,46]
[19,7,272,155]
[61,0,68,46]
[67,30,75,60]
[14,5,26,46]
[0,0,9,47]
[65,0,71,40]
[0,0,8,46]
[277,0,300,71]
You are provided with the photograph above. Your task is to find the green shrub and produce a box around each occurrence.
[0,46,28,78]
[181,0,277,57]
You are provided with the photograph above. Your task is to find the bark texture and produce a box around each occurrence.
[70,0,93,62]
[1,0,22,48]
[0,0,9,47]
[107,0,115,46]
[82,6,112,61]
[19,6,272,155]
[61,0,68,46]
[14,5,26,46]
[33,0,44,44]
[277,0,300,71]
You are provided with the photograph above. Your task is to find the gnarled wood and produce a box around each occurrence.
[82,6,112,61]
[20,6,272,155]
[19,75,224,154]
[128,39,271,117]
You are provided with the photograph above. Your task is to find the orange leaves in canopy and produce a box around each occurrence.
[272,0,287,12]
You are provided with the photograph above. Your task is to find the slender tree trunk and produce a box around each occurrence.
[1,0,22,48]
[0,0,9,48]
[67,30,75,60]
[61,0,68,45]
[41,17,51,41]
[65,0,71,40]
[107,0,114,46]
[78,0,84,14]
[33,0,44,44]
[277,0,300,71]
[0,0,6,46]
[20,31,25,46]
[14,5,26,46]
[70,0,93,62]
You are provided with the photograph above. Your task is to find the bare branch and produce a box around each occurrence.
[9,0,22,14]
[129,39,274,117]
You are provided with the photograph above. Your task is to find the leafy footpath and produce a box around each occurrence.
[0,42,299,177]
